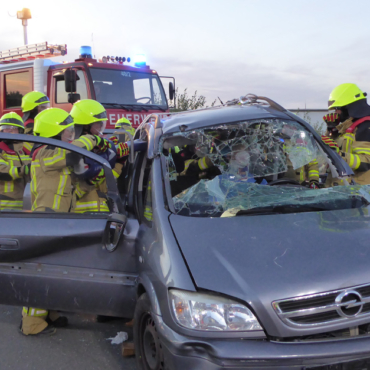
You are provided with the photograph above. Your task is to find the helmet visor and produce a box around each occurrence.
[93,111,108,120]
[38,102,51,112]
[90,120,107,136]
[0,125,20,133]
[61,125,75,142]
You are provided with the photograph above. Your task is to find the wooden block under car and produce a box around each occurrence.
[122,342,135,357]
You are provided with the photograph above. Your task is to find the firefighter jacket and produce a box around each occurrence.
[71,134,110,213]
[329,117,370,185]
[30,145,78,212]
[29,135,97,213]
[23,118,35,154]
[74,159,123,213]
[0,142,31,210]
[24,118,34,135]
[285,159,319,184]
[74,184,110,213]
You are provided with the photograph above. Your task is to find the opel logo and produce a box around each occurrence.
[335,290,364,317]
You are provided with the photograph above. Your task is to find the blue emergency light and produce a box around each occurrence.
[80,46,92,58]
[134,54,146,67]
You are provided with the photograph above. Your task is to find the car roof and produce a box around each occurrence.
[162,103,295,134]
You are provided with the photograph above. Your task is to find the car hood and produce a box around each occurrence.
[169,208,370,334]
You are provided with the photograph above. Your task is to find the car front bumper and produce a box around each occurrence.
[153,314,370,369]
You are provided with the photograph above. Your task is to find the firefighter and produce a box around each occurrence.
[30,108,80,212]
[70,99,114,213]
[321,83,370,185]
[21,91,50,146]
[0,112,31,211]
[108,117,135,183]
[22,108,80,336]
[114,117,135,138]
[21,91,50,153]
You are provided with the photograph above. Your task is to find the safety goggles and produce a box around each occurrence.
[0,125,20,133]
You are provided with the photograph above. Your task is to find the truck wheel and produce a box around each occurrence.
[134,293,165,370]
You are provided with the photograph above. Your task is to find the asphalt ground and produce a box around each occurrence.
[0,304,137,370]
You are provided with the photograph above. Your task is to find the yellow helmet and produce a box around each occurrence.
[21,91,50,112]
[115,117,135,136]
[0,112,25,132]
[70,99,107,125]
[328,83,367,110]
[34,108,74,138]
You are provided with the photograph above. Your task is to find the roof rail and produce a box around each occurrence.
[0,42,67,64]
[225,94,287,113]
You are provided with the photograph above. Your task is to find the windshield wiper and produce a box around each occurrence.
[101,103,147,112]
[236,204,330,216]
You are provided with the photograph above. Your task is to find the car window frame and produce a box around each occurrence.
[0,132,125,215]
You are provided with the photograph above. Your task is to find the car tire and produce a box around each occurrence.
[134,293,166,370]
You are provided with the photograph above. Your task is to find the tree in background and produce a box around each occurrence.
[295,109,326,135]
[170,88,217,112]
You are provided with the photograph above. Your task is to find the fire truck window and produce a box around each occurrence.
[133,78,151,101]
[89,68,167,108]
[5,71,31,108]
[56,70,88,103]
[152,78,166,106]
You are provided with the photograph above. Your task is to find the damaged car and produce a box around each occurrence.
[2,94,370,369]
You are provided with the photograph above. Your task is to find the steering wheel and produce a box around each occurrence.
[136,97,152,104]
[268,178,304,187]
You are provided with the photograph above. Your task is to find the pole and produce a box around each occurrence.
[22,20,28,45]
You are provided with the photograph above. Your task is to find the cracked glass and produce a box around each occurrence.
[160,119,366,217]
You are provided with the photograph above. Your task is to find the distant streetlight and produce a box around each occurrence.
[16,8,32,45]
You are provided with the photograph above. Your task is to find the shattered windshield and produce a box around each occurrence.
[160,119,369,217]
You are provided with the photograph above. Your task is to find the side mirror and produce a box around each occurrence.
[169,82,175,100]
[68,93,81,104]
[64,69,77,93]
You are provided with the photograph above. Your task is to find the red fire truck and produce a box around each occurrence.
[0,42,175,131]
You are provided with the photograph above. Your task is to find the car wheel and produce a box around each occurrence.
[134,293,165,370]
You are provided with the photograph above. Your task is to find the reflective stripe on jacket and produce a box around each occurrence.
[22,307,48,317]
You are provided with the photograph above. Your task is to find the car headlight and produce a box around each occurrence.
[169,289,263,331]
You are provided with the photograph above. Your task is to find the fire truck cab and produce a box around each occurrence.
[0,43,174,130]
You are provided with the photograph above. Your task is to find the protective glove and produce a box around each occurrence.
[323,113,341,125]
[321,135,340,153]
[93,136,111,154]
[88,168,105,186]
[309,180,320,189]
[117,142,130,159]
[109,135,119,146]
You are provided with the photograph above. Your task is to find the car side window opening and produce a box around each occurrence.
[5,71,32,108]
[55,70,88,103]
[160,119,369,217]
[0,137,116,215]
[134,151,153,225]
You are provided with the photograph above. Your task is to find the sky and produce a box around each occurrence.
[1,0,369,109]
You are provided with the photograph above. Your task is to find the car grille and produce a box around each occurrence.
[273,283,370,327]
